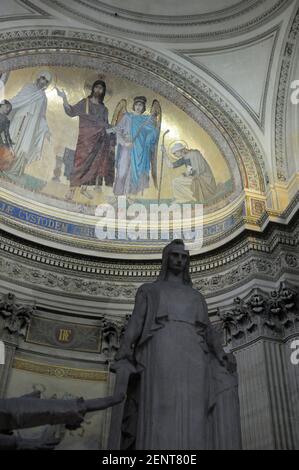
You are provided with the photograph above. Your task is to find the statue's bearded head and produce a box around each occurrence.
[158,239,192,285]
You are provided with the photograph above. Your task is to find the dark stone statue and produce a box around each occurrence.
[0,390,124,450]
[108,239,242,450]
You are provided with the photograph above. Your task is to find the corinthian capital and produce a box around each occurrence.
[220,282,298,346]
[0,293,35,340]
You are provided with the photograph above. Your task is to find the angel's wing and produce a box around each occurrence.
[111,99,128,127]
[150,99,162,189]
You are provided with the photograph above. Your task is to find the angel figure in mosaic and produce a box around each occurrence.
[107,96,161,197]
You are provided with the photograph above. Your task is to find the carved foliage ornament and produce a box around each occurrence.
[0,293,34,339]
[221,283,298,345]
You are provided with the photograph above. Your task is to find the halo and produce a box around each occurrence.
[83,74,113,102]
[30,69,57,91]
[168,140,189,160]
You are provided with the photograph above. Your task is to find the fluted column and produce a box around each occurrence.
[221,282,299,449]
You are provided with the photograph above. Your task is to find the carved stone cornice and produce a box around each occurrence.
[221,282,299,347]
[0,194,298,277]
[0,210,297,300]
[13,357,107,381]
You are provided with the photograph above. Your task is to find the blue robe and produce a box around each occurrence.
[114,113,159,196]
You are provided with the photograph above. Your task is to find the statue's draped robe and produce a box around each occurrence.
[113,112,158,196]
[64,98,115,187]
[110,281,241,450]
[2,84,49,177]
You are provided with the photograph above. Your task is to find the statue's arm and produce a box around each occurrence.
[0,395,124,435]
[114,287,147,362]
[0,397,85,432]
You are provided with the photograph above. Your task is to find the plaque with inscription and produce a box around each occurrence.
[26,316,102,352]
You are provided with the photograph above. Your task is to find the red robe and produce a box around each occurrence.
[65,98,115,187]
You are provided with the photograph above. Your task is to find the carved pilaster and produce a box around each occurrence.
[101,315,130,361]
[220,283,299,450]
[0,293,34,397]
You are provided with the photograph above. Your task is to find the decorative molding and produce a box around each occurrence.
[13,357,108,381]
[275,7,299,181]
[0,194,296,279]
[36,0,291,42]
[0,197,245,256]
[1,292,130,363]
[66,0,260,25]
[251,198,267,217]
[0,211,297,300]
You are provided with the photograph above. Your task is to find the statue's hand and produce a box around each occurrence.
[114,392,126,404]
[65,416,84,431]
[114,344,134,362]
[101,393,126,407]
[110,357,137,375]
[83,393,126,413]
